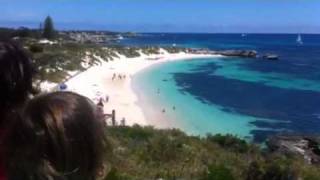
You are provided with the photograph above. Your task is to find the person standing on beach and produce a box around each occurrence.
[97,98,106,124]
[97,98,104,108]
[120,118,126,126]
[105,95,109,103]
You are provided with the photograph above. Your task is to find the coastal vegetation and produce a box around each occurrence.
[103,125,320,180]
[29,42,109,83]
[0,28,186,89]
[0,17,187,88]
[25,41,187,86]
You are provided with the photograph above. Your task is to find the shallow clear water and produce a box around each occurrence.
[130,34,320,142]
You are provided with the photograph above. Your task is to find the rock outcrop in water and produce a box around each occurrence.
[190,48,258,58]
[217,50,258,58]
[267,135,320,165]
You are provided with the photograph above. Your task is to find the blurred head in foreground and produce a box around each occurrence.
[0,41,34,124]
[7,92,106,180]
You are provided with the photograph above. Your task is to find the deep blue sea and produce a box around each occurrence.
[125,33,320,142]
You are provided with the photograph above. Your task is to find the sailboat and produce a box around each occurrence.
[296,34,303,45]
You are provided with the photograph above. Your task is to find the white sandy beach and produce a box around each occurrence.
[64,50,219,126]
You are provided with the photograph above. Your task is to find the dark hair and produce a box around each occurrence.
[0,41,34,121]
[6,92,106,180]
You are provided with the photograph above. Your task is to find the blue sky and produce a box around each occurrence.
[0,0,320,33]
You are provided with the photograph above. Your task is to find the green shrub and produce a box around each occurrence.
[202,164,235,180]
[206,134,249,153]
[105,168,121,180]
[246,161,264,180]
[263,163,290,180]
[108,125,154,141]
[29,44,44,53]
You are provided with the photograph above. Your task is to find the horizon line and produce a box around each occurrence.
[1,25,320,35]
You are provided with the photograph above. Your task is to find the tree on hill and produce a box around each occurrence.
[42,16,55,39]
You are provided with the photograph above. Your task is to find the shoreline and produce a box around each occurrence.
[64,50,220,126]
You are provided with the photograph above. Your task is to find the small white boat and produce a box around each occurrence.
[241,33,247,37]
[117,35,124,40]
[296,34,303,45]
[263,54,279,60]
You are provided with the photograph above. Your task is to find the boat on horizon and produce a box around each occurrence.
[296,34,303,45]
[263,54,279,60]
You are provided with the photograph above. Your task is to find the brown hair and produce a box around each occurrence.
[0,41,34,116]
[6,92,106,180]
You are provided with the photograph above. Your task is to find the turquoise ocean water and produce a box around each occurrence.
[128,34,320,142]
